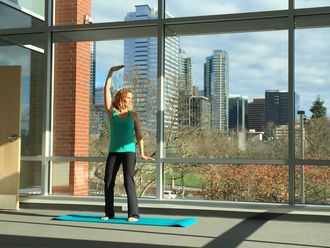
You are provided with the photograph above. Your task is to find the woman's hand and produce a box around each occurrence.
[107,65,124,79]
[110,65,124,72]
[141,155,155,161]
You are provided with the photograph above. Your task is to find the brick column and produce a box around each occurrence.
[53,0,91,195]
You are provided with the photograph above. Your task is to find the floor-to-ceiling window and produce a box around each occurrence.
[1,0,329,206]
[294,27,330,204]
[1,0,47,195]
[0,31,45,195]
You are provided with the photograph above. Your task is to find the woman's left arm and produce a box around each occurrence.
[133,112,154,161]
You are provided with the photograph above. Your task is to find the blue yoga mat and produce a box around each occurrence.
[53,213,197,227]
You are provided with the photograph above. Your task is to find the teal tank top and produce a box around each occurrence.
[109,110,136,153]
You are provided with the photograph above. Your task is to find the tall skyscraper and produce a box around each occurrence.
[265,90,300,126]
[247,98,265,132]
[124,5,179,131]
[229,95,248,131]
[204,50,229,133]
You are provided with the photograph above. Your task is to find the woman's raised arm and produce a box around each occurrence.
[104,65,124,112]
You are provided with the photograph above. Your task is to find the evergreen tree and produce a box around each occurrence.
[310,96,327,118]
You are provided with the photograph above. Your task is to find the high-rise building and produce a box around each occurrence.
[177,49,193,127]
[192,85,202,96]
[204,50,229,133]
[94,86,103,106]
[90,41,96,104]
[177,93,190,127]
[178,48,193,94]
[247,98,265,132]
[124,5,179,131]
[265,90,300,126]
[190,96,211,128]
[229,95,248,131]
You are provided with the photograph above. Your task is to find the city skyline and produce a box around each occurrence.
[91,27,302,134]
[94,35,322,120]
[92,3,330,117]
[0,2,329,137]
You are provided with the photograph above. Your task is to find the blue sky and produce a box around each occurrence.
[91,0,330,22]
[92,1,330,116]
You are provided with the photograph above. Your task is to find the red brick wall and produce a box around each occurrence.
[53,0,91,195]
[55,0,91,25]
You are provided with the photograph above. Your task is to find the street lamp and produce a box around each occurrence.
[297,110,305,204]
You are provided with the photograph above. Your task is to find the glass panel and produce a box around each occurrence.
[165,163,288,203]
[54,37,157,159]
[295,165,330,205]
[19,161,41,195]
[93,2,158,23]
[0,36,45,156]
[90,39,157,158]
[295,28,330,160]
[296,0,330,9]
[51,161,156,197]
[55,1,157,25]
[166,0,287,18]
[165,31,288,159]
[6,0,45,17]
[51,161,70,195]
[0,2,44,29]
[53,40,97,158]
[51,161,91,195]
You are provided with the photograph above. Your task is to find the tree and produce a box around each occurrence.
[310,96,327,119]
[304,117,330,159]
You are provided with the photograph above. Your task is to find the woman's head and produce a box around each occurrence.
[111,88,133,111]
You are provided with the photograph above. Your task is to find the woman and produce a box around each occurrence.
[102,65,154,222]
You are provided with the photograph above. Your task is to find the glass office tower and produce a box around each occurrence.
[204,50,229,133]
[124,5,179,131]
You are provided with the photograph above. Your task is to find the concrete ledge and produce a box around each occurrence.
[19,195,330,221]
[0,195,18,210]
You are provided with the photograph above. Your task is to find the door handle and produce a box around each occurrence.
[6,134,19,142]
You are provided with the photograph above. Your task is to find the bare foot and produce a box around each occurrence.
[128,217,139,222]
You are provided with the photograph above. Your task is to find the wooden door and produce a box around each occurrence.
[0,66,21,210]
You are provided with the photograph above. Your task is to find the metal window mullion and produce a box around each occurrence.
[162,158,287,165]
[156,0,165,200]
[40,0,53,196]
[288,0,295,206]
[295,159,330,166]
